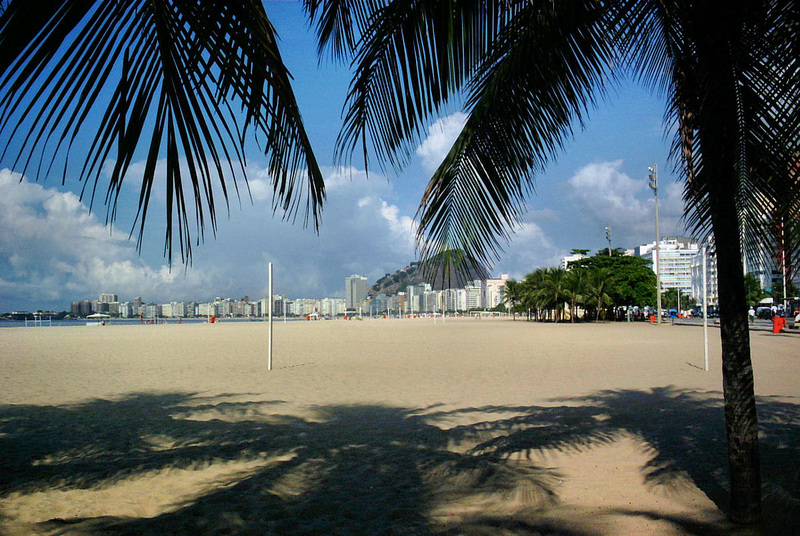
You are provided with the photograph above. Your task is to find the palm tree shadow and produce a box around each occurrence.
[441,387,800,534]
[1,388,798,535]
[1,395,561,535]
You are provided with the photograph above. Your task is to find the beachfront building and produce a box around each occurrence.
[636,237,700,295]
[70,300,94,317]
[118,302,133,318]
[465,280,483,310]
[292,298,320,316]
[484,274,509,309]
[424,289,441,312]
[405,283,430,314]
[345,275,368,311]
[690,243,719,305]
[198,302,218,318]
[560,254,586,269]
[161,302,177,318]
[443,288,467,312]
[370,293,389,316]
[321,297,346,317]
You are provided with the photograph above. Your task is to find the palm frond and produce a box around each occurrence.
[303,0,385,62]
[621,0,800,278]
[416,0,615,276]
[0,0,324,264]
[333,0,513,173]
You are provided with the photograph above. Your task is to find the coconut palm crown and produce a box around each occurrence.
[0,0,325,263]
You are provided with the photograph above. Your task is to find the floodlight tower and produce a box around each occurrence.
[648,164,662,324]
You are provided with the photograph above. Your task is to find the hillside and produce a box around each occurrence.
[369,255,489,296]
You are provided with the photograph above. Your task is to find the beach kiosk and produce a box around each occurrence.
[86,313,110,326]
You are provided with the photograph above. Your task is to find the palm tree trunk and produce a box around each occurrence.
[712,191,761,524]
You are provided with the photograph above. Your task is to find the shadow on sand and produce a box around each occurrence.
[1,388,798,535]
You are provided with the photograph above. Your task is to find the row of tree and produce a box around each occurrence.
[503,250,657,322]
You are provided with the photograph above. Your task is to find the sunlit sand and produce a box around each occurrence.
[1,318,797,535]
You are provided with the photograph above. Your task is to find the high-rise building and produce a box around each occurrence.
[484,274,509,309]
[70,300,94,317]
[345,275,368,311]
[636,237,700,295]
[691,243,719,305]
[465,280,484,310]
[99,293,118,303]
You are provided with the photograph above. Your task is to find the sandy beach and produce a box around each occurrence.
[1,318,798,535]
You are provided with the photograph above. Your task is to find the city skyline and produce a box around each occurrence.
[9,234,741,315]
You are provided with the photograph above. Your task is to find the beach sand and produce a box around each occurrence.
[1,318,798,535]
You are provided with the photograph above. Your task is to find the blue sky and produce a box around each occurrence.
[0,1,690,311]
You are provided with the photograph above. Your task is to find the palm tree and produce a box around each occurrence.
[501,278,521,319]
[564,268,589,323]
[586,267,616,321]
[303,0,799,523]
[535,267,570,322]
[0,0,325,263]
[521,268,546,321]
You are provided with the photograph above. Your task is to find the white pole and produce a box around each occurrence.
[703,242,709,371]
[268,262,274,371]
[649,163,662,324]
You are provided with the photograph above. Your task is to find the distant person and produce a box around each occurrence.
[771,312,786,334]
[748,307,755,325]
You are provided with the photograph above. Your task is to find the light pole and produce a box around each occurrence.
[648,163,662,324]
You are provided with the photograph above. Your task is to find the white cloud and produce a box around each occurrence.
[494,220,566,280]
[415,112,468,172]
[203,164,418,300]
[0,169,218,310]
[566,160,684,247]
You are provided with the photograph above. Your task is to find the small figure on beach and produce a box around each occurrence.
[771,312,786,334]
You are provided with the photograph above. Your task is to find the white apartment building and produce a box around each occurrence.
[405,283,431,313]
[292,298,320,316]
[690,244,719,305]
[484,274,509,309]
[198,302,219,318]
[423,290,441,312]
[161,301,188,318]
[465,280,483,310]
[636,237,700,295]
[118,302,133,318]
[443,288,467,311]
[321,297,346,317]
[560,254,586,269]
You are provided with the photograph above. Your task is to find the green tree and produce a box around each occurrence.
[302,0,799,522]
[744,274,765,307]
[520,268,547,321]
[572,254,656,309]
[661,288,691,311]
